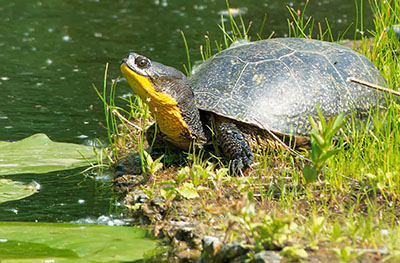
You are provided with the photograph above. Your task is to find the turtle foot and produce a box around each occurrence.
[216,122,253,175]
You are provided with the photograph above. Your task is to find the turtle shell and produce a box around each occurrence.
[189,38,386,137]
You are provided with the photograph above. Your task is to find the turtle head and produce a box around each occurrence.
[121,53,188,98]
[121,53,206,150]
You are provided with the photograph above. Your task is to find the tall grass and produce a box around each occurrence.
[93,64,154,169]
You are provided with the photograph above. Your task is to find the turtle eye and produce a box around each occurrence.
[135,56,150,69]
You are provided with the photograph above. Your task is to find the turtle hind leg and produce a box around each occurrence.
[216,122,253,175]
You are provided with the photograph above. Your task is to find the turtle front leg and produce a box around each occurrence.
[216,122,253,174]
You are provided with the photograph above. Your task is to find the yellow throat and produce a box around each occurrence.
[120,64,191,147]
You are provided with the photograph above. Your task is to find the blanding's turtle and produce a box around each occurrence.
[121,38,386,171]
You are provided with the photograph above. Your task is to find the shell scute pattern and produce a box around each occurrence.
[189,38,386,137]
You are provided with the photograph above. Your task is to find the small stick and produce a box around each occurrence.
[253,119,311,162]
[255,120,361,184]
[347,77,400,97]
[112,109,142,131]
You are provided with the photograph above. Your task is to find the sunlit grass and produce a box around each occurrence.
[102,0,400,261]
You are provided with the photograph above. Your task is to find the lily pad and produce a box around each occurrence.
[0,179,38,203]
[0,222,157,262]
[0,133,102,175]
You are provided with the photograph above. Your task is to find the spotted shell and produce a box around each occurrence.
[189,38,386,137]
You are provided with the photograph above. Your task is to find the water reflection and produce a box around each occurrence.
[0,169,119,222]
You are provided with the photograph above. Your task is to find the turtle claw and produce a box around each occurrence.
[216,122,253,176]
[230,150,253,176]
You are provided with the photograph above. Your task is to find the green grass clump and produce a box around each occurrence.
[103,0,400,262]
[93,64,157,175]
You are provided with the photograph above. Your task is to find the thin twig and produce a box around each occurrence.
[255,120,362,184]
[112,109,142,131]
[253,119,311,162]
[348,77,400,96]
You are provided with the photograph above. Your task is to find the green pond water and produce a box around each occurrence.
[0,0,373,223]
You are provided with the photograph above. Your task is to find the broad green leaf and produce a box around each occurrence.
[160,187,177,201]
[0,133,102,175]
[310,131,325,147]
[308,115,318,130]
[143,151,163,174]
[319,149,340,163]
[326,112,345,138]
[0,179,38,203]
[309,142,321,162]
[0,222,157,262]
[281,245,308,261]
[177,182,199,199]
[303,165,318,184]
[316,104,327,131]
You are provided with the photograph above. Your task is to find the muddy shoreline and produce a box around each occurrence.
[114,169,284,263]
[113,156,386,263]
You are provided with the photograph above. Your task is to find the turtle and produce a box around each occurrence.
[120,38,386,171]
